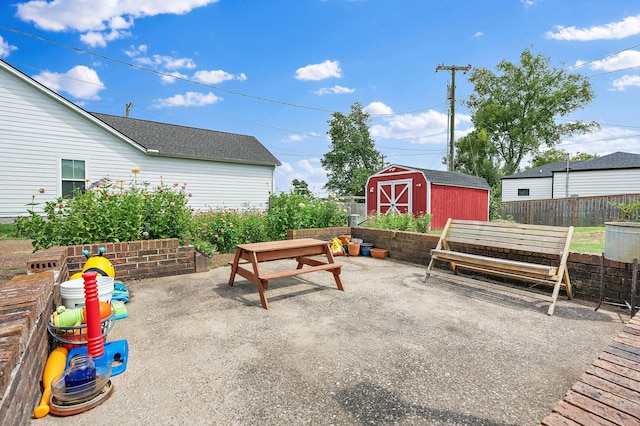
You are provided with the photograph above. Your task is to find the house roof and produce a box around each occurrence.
[0,59,279,168]
[503,152,640,179]
[92,113,281,167]
[392,165,491,190]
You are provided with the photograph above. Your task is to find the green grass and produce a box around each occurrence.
[571,226,604,253]
[427,226,604,253]
[0,223,21,240]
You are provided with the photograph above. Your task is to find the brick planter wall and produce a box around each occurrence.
[2,230,637,425]
[66,238,197,280]
[290,227,639,304]
[0,239,198,425]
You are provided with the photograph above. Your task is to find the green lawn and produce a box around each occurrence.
[429,226,605,253]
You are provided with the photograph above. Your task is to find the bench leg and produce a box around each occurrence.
[257,279,269,309]
[548,281,563,316]
[228,248,242,286]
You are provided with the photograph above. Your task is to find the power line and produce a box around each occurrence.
[0,25,437,117]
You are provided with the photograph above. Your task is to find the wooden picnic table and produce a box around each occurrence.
[228,238,344,309]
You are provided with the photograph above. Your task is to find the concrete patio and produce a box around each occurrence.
[32,256,626,426]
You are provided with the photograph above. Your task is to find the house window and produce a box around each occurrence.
[61,159,85,198]
[517,188,530,197]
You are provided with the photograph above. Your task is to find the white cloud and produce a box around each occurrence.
[546,14,640,41]
[193,70,247,84]
[313,85,355,95]
[123,44,148,58]
[295,60,342,81]
[161,71,189,84]
[474,31,484,38]
[585,50,640,72]
[370,109,472,144]
[611,75,640,91]
[153,91,222,108]
[33,65,104,100]
[275,158,327,195]
[151,55,197,70]
[364,101,393,115]
[0,35,18,58]
[16,0,219,46]
[561,126,640,154]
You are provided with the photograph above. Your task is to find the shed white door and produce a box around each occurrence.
[378,179,412,214]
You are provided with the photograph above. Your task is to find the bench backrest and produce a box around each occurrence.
[443,219,573,257]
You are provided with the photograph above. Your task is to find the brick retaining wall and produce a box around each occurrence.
[291,227,639,304]
[2,230,637,424]
[0,239,199,425]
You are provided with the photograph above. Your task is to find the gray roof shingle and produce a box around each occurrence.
[394,165,491,190]
[503,152,640,179]
[92,113,281,167]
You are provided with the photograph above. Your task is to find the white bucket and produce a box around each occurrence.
[60,276,115,308]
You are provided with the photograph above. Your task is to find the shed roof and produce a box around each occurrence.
[392,165,491,190]
[503,152,640,179]
[92,113,281,167]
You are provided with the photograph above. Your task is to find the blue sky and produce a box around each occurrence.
[2,0,640,195]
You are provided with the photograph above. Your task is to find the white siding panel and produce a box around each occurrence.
[551,169,640,198]
[502,177,552,202]
[1,65,274,219]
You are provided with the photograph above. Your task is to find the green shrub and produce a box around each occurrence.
[16,177,193,251]
[191,208,268,254]
[610,201,640,221]
[364,212,432,233]
[16,182,349,253]
[263,192,349,241]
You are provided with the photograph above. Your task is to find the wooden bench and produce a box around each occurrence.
[425,219,574,316]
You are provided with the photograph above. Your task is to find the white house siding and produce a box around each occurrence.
[501,177,553,202]
[551,169,640,198]
[0,66,274,219]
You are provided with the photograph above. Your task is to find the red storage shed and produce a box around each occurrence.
[365,165,491,230]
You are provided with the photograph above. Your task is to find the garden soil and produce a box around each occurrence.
[25,254,628,426]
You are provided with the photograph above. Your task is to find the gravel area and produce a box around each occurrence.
[30,255,626,426]
[0,239,34,282]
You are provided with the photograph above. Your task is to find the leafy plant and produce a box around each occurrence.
[609,201,640,221]
[16,177,193,251]
[364,212,432,233]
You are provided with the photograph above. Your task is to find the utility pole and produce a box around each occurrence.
[436,64,471,171]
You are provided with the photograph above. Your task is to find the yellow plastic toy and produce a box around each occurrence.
[69,247,115,280]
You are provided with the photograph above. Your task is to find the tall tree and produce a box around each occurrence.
[528,148,599,169]
[453,129,502,187]
[321,102,382,196]
[291,179,312,196]
[465,48,599,176]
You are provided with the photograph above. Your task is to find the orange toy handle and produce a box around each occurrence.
[33,347,68,419]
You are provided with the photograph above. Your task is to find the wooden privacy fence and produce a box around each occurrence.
[500,194,640,227]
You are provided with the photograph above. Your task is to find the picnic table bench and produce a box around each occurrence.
[228,238,344,309]
[425,219,574,316]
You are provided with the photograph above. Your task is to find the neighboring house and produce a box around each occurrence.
[365,165,490,230]
[0,59,281,220]
[502,152,640,202]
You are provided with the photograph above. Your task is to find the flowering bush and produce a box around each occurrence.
[263,192,348,241]
[364,212,431,233]
[192,208,268,254]
[16,178,349,255]
[16,177,193,251]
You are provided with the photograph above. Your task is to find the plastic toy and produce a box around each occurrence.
[112,281,129,303]
[51,302,112,327]
[33,347,68,418]
[112,301,128,320]
[69,248,115,280]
